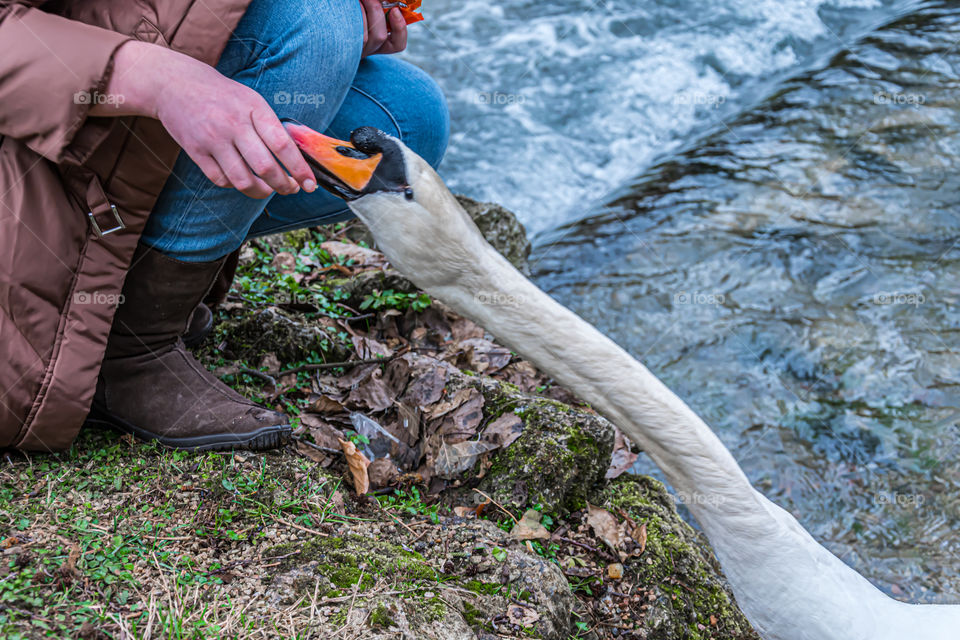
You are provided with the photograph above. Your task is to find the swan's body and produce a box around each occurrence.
[290,124,960,640]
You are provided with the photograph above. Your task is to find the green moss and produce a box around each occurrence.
[370,603,396,628]
[451,376,614,516]
[462,601,488,628]
[266,534,438,602]
[425,596,446,622]
[464,579,501,596]
[603,475,760,639]
[320,564,374,590]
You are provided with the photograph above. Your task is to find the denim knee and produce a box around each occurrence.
[404,65,450,169]
[340,57,450,169]
[236,0,365,129]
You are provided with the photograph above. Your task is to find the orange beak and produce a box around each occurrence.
[283,121,383,198]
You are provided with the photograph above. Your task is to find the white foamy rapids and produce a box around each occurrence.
[403,0,895,235]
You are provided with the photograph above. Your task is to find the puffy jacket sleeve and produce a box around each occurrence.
[0,1,132,162]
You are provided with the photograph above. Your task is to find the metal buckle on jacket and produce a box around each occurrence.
[88,205,125,239]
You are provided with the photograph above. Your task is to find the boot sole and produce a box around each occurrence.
[85,404,291,452]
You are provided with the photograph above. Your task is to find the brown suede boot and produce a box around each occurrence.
[87,245,290,451]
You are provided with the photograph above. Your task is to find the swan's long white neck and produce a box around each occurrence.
[347,157,960,640]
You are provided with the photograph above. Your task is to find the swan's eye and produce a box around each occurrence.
[404,187,415,201]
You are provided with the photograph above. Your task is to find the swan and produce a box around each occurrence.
[284,122,960,640]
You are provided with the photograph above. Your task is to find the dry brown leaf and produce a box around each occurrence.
[295,440,330,464]
[310,395,345,414]
[339,439,370,495]
[351,335,393,359]
[272,251,297,274]
[499,360,543,393]
[450,317,485,342]
[458,338,512,374]
[368,458,400,489]
[320,241,387,268]
[439,391,484,439]
[423,388,474,420]
[483,413,523,448]
[259,353,281,373]
[587,503,627,560]
[336,363,380,390]
[632,522,648,554]
[453,506,475,518]
[402,368,448,407]
[606,426,639,479]
[475,501,492,518]
[301,414,342,451]
[511,509,551,541]
[346,359,409,412]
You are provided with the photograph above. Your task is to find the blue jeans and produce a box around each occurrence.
[141,0,449,261]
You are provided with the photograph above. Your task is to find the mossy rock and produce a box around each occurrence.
[216,306,350,364]
[266,534,439,603]
[449,376,614,516]
[264,520,574,639]
[603,475,760,640]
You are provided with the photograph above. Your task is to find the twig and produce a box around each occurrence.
[269,514,329,537]
[472,488,519,524]
[261,550,302,562]
[236,368,277,387]
[292,435,341,456]
[319,587,422,604]
[553,535,618,561]
[372,495,431,541]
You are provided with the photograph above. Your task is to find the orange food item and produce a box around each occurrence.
[383,0,424,24]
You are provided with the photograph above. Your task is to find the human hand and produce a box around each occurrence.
[359,0,408,57]
[92,41,316,199]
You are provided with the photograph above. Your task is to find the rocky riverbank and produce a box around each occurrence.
[0,198,758,640]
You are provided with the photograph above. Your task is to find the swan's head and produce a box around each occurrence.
[286,123,490,286]
[283,122,414,201]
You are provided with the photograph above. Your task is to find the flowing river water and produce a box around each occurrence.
[404,0,959,601]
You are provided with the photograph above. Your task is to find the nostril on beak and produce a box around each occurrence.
[350,127,388,154]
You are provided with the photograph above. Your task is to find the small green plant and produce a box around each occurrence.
[343,429,371,446]
[569,619,591,638]
[360,289,432,312]
[376,487,441,524]
[527,539,561,561]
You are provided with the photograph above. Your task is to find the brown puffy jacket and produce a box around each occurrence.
[0,0,251,451]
